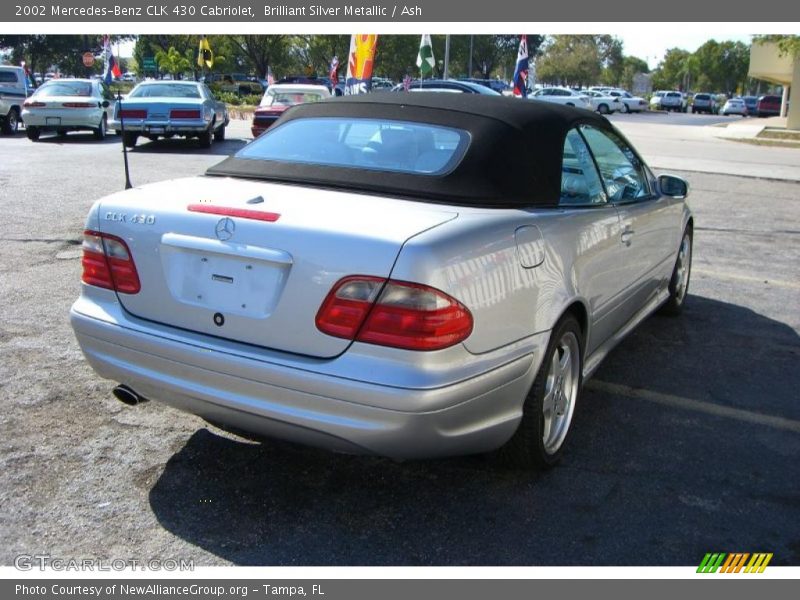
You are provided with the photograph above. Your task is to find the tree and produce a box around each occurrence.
[651,48,692,90]
[619,56,649,92]
[154,47,191,79]
[224,35,290,79]
[536,35,604,87]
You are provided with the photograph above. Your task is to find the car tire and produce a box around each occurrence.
[198,128,213,148]
[597,103,609,115]
[93,115,107,141]
[122,132,138,148]
[26,126,40,141]
[502,314,583,469]
[2,108,19,134]
[660,228,693,316]
[213,125,226,142]
[620,103,629,114]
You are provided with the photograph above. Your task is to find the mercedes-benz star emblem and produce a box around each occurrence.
[215,217,235,241]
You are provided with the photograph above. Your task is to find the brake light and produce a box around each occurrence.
[316,277,473,351]
[170,109,201,119]
[119,109,147,119]
[187,204,281,222]
[81,230,140,294]
[62,102,95,108]
[24,100,46,107]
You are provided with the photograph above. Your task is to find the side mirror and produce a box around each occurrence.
[101,100,110,108]
[658,174,688,199]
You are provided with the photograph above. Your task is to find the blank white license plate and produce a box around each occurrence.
[46,117,61,125]
[163,248,288,319]
[148,127,165,134]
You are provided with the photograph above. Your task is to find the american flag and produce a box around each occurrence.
[266,66,275,87]
[402,74,412,92]
[102,34,122,85]
[329,56,340,85]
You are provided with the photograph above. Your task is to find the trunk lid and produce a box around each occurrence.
[95,176,457,357]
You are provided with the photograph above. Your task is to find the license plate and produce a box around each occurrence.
[148,127,165,134]
[161,248,288,319]
[46,117,61,125]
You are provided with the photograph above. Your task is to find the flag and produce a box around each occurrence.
[344,34,378,95]
[197,36,213,69]
[266,66,275,87]
[329,56,339,85]
[416,34,435,79]
[402,74,412,92]
[512,35,529,98]
[102,35,122,85]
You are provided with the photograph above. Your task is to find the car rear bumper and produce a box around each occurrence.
[111,118,210,134]
[22,108,103,129]
[70,291,544,459]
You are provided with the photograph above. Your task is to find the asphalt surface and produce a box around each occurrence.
[609,110,736,127]
[0,120,798,567]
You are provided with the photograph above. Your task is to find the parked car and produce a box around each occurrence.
[583,90,623,114]
[392,79,501,94]
[661,91,687,112]
[22,78,115,141]
[743,95,759,115]
[756,95,782,117]
[606,89,648,113]
[111,80,228,148]
[691,93,718,114]
[460,78,512,94]
[721,98,748,116]
[0,65,36,135]
[529,87,593,110]
[70,94,693,469]
[251,83,330,137]
[649,91,666,110]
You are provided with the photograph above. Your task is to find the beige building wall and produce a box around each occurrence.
[749,41,799,129]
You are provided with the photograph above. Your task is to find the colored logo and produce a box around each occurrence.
[345,34,378,95]
[697,552,773,573]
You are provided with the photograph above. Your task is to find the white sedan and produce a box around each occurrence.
[583,90,623,114]
[22,78,115,141]
[529,87,593,110]
[607,89,648,113]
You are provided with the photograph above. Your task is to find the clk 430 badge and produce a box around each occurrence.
[104,212,156,225]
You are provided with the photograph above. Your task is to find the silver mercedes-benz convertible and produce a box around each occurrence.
[70,93,692,468]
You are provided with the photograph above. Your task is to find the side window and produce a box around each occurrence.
[560,129,606,206]
[579,125,651,203]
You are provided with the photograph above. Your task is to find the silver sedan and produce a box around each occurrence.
[22,78,115,141]
[70,94,692,469]
[111,80,228,148]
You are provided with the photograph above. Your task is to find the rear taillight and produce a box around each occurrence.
[24,100,46,107]
[62,102,95,108]
[316,276,473,351]
[81,230,140,294]
[119,109,147,119]
[170,109,201,119]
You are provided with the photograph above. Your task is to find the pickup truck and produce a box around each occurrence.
[661,90,688,113]
[0,65,35,134]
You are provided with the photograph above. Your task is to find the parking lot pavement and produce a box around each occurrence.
[0,126,798,566]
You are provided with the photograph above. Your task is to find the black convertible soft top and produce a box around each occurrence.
[207,93,614,208]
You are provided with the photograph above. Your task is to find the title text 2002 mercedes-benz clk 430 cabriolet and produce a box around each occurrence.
[70,94,692,469]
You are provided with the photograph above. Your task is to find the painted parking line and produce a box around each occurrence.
[692,268,800,290]
[587,380,800,434]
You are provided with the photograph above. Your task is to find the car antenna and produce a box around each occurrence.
[116,89,133,190]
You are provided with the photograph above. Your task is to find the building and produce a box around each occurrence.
[748,41,799,129]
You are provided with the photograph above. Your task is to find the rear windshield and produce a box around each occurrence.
[34,81,92,97]
[129,83,201,99]
[0,71,19,83]
[694,94,710,100]
[261,91,326,107]
[666,92,682,98]
[236,117,470,176]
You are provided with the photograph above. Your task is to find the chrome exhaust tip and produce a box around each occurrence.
[112,385,142,406]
